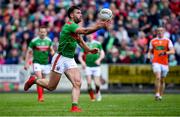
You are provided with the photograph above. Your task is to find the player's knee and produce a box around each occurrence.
[73,80,81,88]
[156,77,161,81]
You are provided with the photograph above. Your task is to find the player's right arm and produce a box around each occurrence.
[75,20,110,35]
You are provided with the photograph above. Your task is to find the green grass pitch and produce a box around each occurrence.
[0,93,180,116]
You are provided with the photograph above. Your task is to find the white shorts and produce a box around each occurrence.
[33,63,51,75]
[152,63,169,77]
[85,66,101,77]
[51,53,78,74]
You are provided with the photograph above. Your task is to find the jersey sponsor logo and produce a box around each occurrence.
[155,46,165,50]
[41,42,46,46]
[34,46,49,51]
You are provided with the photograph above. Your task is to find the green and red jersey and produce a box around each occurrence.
[58,20,80,58]
[82,40,103,67]
[29,36,52,64]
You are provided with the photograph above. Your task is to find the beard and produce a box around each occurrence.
[74,17,81,23]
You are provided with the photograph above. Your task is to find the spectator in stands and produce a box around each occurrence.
[5,47,19,64]
[160,1,171,18]
[174,37,180,65]
[116,24,130,44]
[103,30,120,53]
[131,50,144,64]
[0,44,5,64]
[148,4,160,27]
[119,50,131,64]
[106,46,121,64]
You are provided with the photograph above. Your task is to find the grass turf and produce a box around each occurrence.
[0,93,180,116]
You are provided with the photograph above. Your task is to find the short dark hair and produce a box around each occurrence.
[67,6,80,18]
[39,25,47,31]
[39,25,47,29]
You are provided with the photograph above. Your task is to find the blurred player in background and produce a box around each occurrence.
[79,34,105,101]
[24,26,54,102]
[24,6,110,112]
[147,27,175,101]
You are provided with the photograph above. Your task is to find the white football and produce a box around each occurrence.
[99,8,113,20]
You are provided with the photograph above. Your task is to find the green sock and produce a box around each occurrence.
[72,102,78,107]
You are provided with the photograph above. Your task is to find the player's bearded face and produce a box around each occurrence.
[73,9,82,23]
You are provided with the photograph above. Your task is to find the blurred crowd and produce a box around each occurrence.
[0,0,179,65]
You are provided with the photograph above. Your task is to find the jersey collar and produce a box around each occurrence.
[69,19,75,23]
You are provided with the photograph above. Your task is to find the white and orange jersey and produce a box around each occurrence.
[149,37,173,65]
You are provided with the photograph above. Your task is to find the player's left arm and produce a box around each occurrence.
[49,46,55,56]
[95,50,105,65]
[159,48,175,56]
[95,46,105,65]
[166,40,175,55]
[159,40,175,56]
[165,48,175,55]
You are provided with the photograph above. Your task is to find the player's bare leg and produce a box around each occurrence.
[154,72,161,100]
[65,68,82,112]
[24,71,61,91]
[159,77,165,100]
[36,71,61,91]
[94,76,102,101]
[86,75,95,101]
[34,71,44,102]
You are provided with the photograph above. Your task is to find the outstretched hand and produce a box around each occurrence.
[97,20,112,29]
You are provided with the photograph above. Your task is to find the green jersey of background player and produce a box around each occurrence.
[79,34,105,102]
[24,26,54,102]
[85,39,104,67]
[24,6,111,112]
[29,36,52,64]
